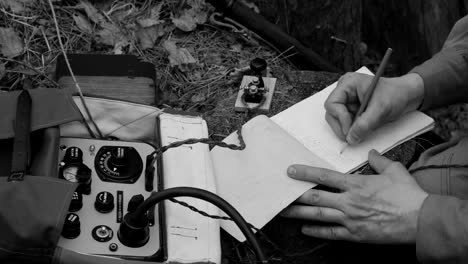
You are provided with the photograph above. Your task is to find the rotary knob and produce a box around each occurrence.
[62,213,81,239]
[69,191,83,212]
[109,147,128,168]
[95,191,115,213]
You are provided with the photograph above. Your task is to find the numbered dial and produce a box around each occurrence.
[95,146,143,183]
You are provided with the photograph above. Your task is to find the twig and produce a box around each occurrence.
[0,57,59,87]
[47,0,104,139]
[40,26,52,52]
[0,8,37,19]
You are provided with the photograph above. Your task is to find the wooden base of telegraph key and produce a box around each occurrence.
[234,75,277,114]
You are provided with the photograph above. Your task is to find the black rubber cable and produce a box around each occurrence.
[131,187,268,264]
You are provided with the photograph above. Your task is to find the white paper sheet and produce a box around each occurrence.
[211,115,334,242]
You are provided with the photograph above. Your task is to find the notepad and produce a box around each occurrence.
[211,67,434,241]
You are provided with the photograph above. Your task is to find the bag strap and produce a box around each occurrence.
[9,90,32,181]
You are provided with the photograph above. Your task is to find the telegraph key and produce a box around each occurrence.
[57,138,164,261]
[234,58,277,114]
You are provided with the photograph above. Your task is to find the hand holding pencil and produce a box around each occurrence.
[324,48,425,152]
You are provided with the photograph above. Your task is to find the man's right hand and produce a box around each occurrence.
[324,72,425,144]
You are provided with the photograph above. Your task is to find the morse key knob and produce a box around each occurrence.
[62,213,81,239]
[95,191,115,213]
[250,57,267,76]
[69,191,83,212]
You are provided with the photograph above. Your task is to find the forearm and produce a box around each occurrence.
[416,195,468,263]
[410,16,468,110]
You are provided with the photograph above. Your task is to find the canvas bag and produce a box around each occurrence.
[0,89,82,264]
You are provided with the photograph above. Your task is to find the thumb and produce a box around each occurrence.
[368,149,393,174]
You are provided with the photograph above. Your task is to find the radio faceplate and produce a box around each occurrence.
[57,138,164,261]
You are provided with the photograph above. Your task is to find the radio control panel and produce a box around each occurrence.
[57,138,164,261]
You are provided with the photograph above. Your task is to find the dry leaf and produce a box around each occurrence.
[96,24,126,45]
[0,27,23,58]
[0,0,32,14]
[191,93,206,104]
[78,0,130,53]
[113,40,130,55]
[136,24,166,50]
[172,6,208,32]
[231,44,242,53]
[137,2,164,28]
[163,40,197,71]
[73,13,93,34]
[78,0,106,25]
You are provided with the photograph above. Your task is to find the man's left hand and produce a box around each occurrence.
[281,149,428,244]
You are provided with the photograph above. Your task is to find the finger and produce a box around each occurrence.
[325,113,346,140]
[368,149,402,174]
[288,165,354,191]
[296,189,343,209]
[326,104,353,136]
[325,75,359,114]
[281,205,345,224]
[368,149,394,173]
[302,225,354,241]
[346,103,388,144]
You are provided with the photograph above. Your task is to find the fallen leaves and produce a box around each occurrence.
[78,0,106,25]
[172,0,211,32]
[163,40,198,71]
[136,24,166,50]
[0,0,32,14]
[76,0,129,53]
[66,0,212,53]
[172,6,208,32]
[72,13,93,34]
[137,2,164,28]
[0,27,23,58]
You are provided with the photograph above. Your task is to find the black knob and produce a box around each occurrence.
[95,191,115,213]
[63,147,83,164]
[62,213,81,239]
[109,243,118,252]
[109,147,128,168]
[127,194,145,213]
[69,192,83,212]
[250,58,267,75]
[118,213,150,248]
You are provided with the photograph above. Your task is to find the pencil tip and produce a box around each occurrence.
[340,144,347,155]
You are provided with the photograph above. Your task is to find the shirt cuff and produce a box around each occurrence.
[409,53,446,111]
[410,49,468,111]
